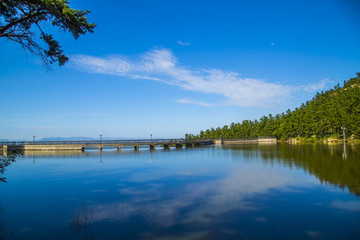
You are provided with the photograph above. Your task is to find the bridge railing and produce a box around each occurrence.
[0,138,214,146]
[0,138,217,146]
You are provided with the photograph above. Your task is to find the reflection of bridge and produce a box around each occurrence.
[0,139,214,153]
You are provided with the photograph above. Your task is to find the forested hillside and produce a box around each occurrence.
[189,73,360,140]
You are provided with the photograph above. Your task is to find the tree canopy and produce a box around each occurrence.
[0,154,16,183]
[188,73,360,141]
[0,0,96,67]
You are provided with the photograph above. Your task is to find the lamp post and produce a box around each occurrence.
[33,135,36,144]
[100,132,102,144]
[150,133,152,141]
[341,127,346,144]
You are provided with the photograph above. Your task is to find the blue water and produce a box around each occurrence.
[1,144,359,239]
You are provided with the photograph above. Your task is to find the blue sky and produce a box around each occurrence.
[0,0,359,140]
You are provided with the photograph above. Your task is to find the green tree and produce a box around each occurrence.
[0,0,96,67]
[193,73,360,141]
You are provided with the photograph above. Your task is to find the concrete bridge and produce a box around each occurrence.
[0,139,213,154]
[0,137,277,156]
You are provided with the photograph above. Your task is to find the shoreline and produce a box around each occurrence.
[281,137,360,144]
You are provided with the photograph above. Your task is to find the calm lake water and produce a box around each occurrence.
[1,143,360,240]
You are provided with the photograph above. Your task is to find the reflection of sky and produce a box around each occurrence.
[330,200,360,212]
[1,146,360,239]
[88,162,318,227]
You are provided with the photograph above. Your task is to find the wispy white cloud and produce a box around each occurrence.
[302,78,331,92]
[176,98,215,107]
[71,48,329,107]
[177,40,191,46]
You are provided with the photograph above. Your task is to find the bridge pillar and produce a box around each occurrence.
[117,146,121,151]
[185,143,194,148]
[150,145,155,150]
[1,145,7,157]
[175,144,183,149]
[134,146,139,151]
[163,144,170,149]
[99,147,103,151]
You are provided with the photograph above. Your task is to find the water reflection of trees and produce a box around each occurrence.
[1,154,16,239]
[70,202,94,240]
[0,155,16,183]
[226,144,360,195]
